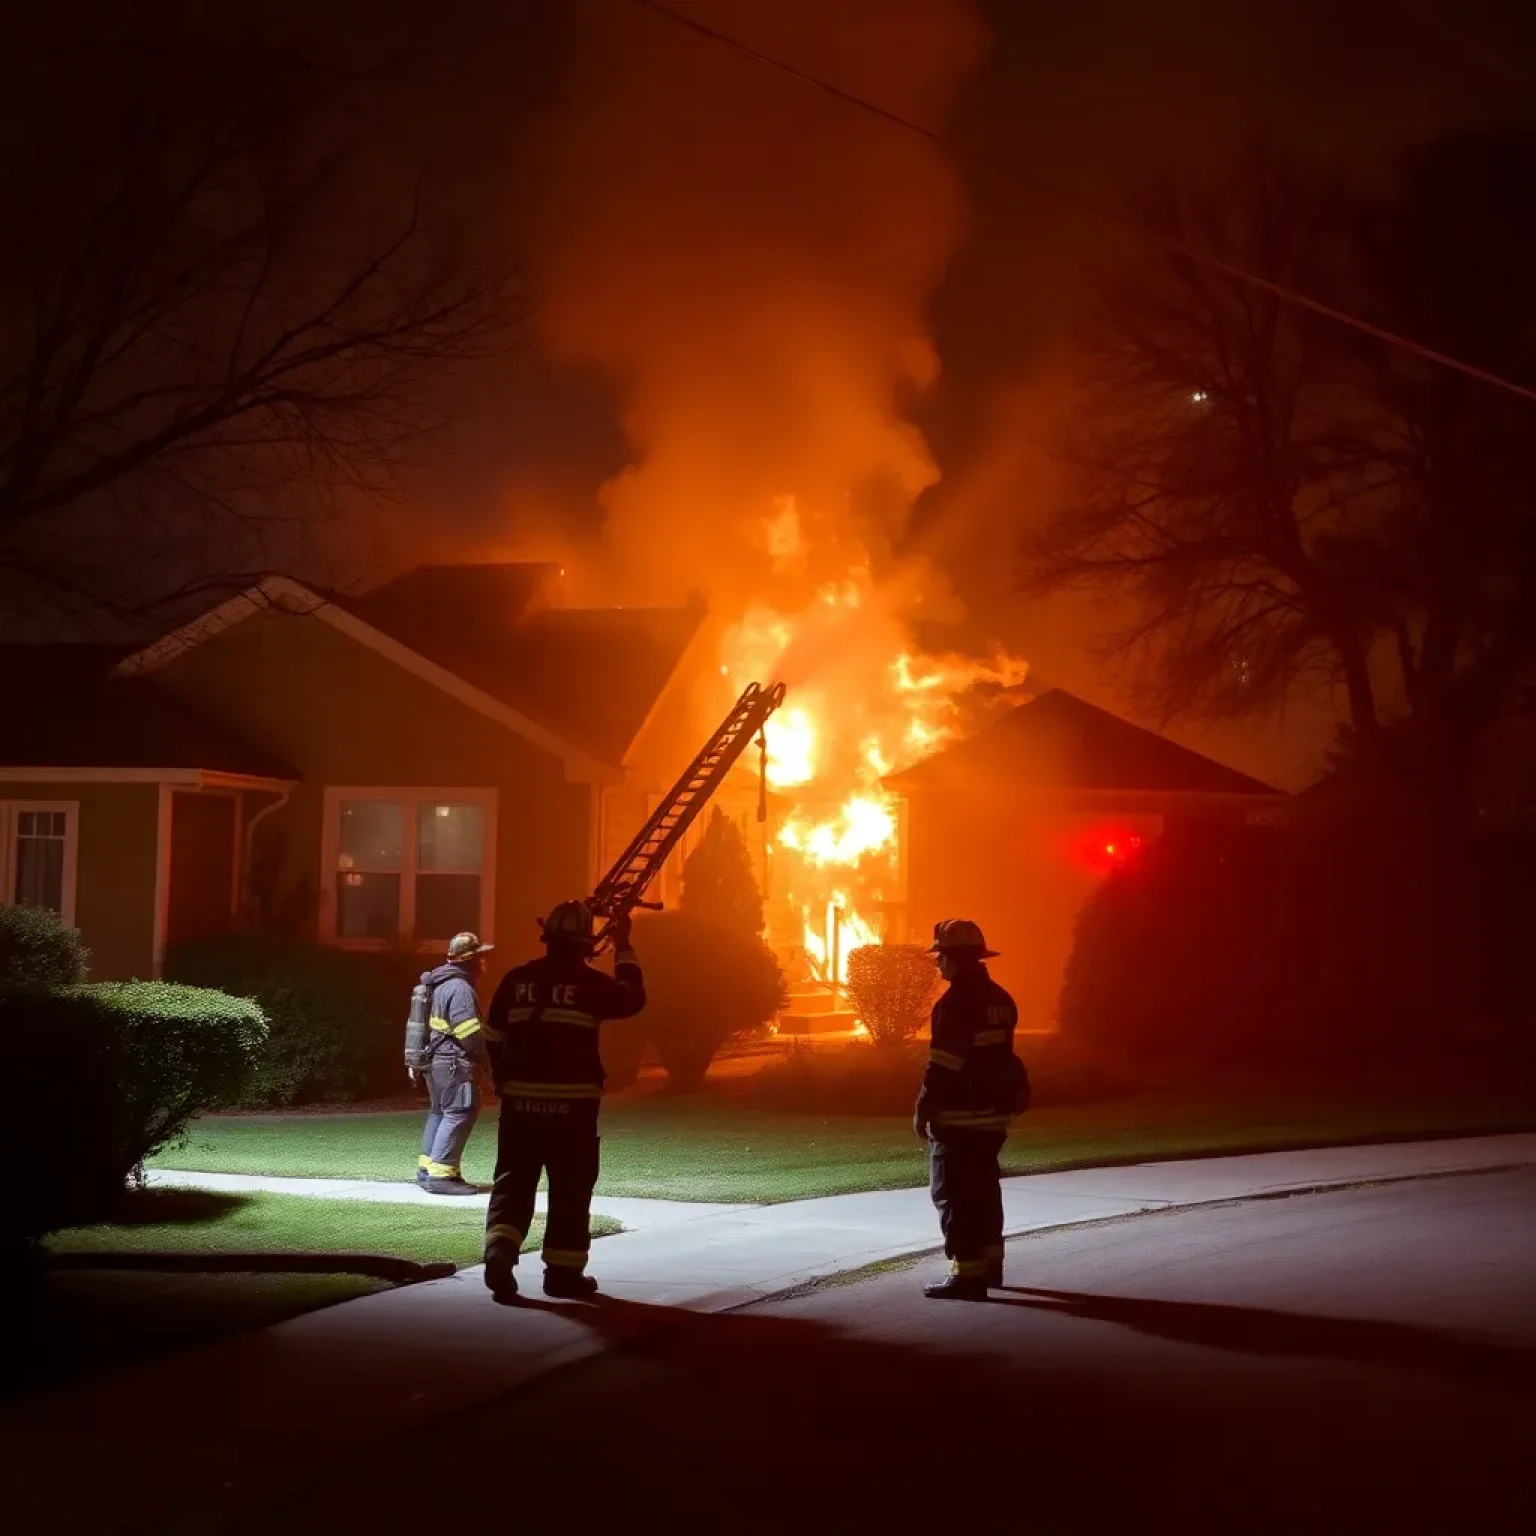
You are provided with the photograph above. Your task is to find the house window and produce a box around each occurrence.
[325,790,495,948]
[2,802,79,926]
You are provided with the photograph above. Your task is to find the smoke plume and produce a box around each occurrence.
[533,0,986,612]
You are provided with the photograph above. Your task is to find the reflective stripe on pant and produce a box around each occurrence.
[420,1053,480,1178]
[929,1129,1006,1270]
[485,1105,600,1270]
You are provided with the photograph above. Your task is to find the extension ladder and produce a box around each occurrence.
[588,681,787,950]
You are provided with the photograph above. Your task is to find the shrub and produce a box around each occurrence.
[2,982,265,1243]
[845,944,938,1045]
[681,807,764,937]
[632,910,787,1090]
[100,983,267,1165]
[166,933,411,1106]
[1057,819,1454,1066]
[599,1017,650,1093]
[0,903,89,986]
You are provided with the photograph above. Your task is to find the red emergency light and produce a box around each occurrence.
[1072,826,1145,875]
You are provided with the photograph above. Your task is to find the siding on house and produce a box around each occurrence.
[2,782,160,980]
[149,608,596,979]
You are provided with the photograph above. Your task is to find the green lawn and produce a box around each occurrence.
[10,1192,622,1400]
[151,1083,1536,1203]
[49,1188,621,1265]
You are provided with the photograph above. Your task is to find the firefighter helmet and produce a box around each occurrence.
[447,931,494,961]
[539,899,597,950]
[928,918,999,959]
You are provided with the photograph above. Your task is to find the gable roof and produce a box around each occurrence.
[886,688,1281,798]
[336,565,707,763]
[347,562,561,629]
[114,575,628,783]
[0,645,297,780]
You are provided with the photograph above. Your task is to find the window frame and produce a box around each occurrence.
[320,787,497,952]
[1,800,80,927]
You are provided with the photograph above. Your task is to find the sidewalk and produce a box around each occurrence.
[143,1168,738,1231]
[9,1133,1535,1535]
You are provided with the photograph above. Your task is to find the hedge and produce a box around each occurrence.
[631,911,787,1090]
[3,982,265,1244]
[599,1016,650,1093]
[166,933,418,1106]
[0,904,90,986]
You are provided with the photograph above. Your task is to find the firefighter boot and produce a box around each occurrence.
[484,1255,519,1302]
[484,1225,522,1303]
[985,1246,1005,1289]
[424,1175,481,1196]
[543,1267,599,1300]
[924,1262,989,1301]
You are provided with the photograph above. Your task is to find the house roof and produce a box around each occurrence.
[345,562,562,630]
[112,566,705,775]
[339,565,706,762]
[886,688,1282,798]
[0,645,298,780]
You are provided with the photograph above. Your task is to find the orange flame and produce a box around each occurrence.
[718,501,1028,995]
[802,892,882,988]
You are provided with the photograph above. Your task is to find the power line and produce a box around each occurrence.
[620,0,1536,409]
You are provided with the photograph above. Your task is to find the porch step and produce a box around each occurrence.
[777,1008,861,1036]
[784,987,845,1015]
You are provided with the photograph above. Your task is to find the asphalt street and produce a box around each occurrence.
[247,1169,1536,1535]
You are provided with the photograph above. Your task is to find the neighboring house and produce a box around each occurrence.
[886,688,1287,1029]
[0,566,708,982]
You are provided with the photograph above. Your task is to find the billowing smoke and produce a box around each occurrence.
[532,0,987,612]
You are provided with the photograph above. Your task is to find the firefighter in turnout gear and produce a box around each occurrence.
[914,919,1029,1300]
[414,932,494,1195]
[481,899,646,1301]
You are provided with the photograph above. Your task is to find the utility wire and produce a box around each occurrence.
[621,0,1536,408]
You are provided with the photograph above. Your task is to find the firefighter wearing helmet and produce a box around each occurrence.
[481,899,645,1301]
[914,918,1031,1299]
[412,931,494,1195]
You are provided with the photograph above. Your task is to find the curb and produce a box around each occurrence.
[722,1156,1536,1310]
[990,1121,1536,1188]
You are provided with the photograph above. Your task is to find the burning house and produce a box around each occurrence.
[656,544,1284,1036]
[510,0,1285,1033]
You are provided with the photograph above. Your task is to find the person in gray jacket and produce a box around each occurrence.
[412,931,493,1195]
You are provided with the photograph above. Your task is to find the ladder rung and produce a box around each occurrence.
[587,680,784,942]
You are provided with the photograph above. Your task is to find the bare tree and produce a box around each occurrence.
[0,5,522,622]
[1021,138,1536,814]
[1021,151,1391,722]
[1349,131,1536,810]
